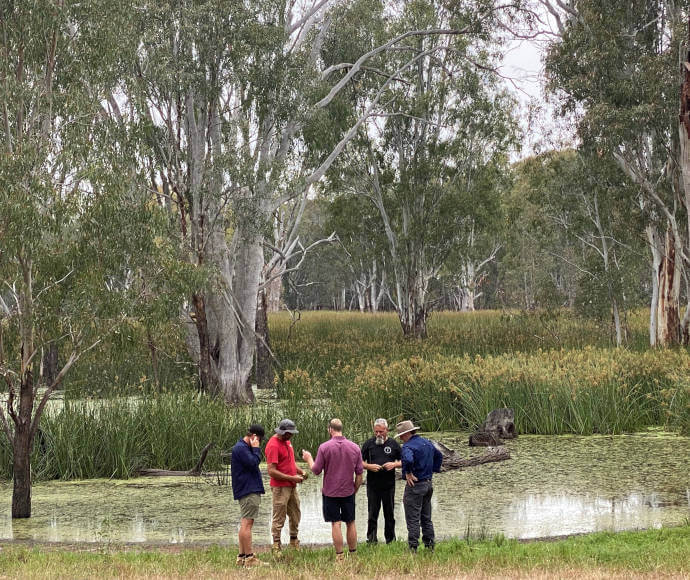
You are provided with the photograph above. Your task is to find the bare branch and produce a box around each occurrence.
[318,28,473,109]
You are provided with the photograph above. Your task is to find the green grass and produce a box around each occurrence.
[0,525,688,578]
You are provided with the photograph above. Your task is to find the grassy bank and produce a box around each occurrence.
[0,525,689,578]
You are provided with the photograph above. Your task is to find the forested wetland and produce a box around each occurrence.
[1,311,689,552]
[4,0,690,576]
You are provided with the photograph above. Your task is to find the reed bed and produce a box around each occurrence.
[273,310,690,436]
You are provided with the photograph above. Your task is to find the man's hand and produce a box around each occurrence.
[382,462,396,471]
[292,474,304,484]
[405,473,418,487]
[301,450,312,462]
[249,435,261,448]
[367,463,382,472]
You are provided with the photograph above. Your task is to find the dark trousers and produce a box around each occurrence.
[366,484,396,543]
[402,479,434,550]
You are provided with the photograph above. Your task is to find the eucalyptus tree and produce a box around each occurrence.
[440,160,509,312]
[502,157,578,309]
[544,0,690,345]
[0,1,167,518]
[124,0,377,403]
[325,195,389,312]
[326,1,520,337]
[123,0,521,398]
[519,149,646,344]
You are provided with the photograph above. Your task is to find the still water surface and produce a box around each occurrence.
[1,432,688,545]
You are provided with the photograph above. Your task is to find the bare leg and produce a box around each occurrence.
[239,518,254,554]
[345,520,357,551]
[331,521,344,553]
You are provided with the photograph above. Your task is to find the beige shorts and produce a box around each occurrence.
[239,493,261,520]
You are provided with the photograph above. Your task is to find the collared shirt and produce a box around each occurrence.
[230,438,265,500]
[361,436,401,489]
[311,435,364,497]
[265,434,298,487]
[401,434,443,481]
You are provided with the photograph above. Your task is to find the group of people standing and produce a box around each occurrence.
[230,416,442,567]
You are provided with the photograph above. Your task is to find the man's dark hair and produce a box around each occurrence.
[248,424,265,439]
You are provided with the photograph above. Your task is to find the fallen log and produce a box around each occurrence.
[137,442,215,477]
[431,440,510,472]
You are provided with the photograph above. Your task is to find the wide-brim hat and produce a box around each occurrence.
[275,418,299,435]
[394,420,420,438]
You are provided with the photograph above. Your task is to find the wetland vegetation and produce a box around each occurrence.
[2,310,688,481]
[1,308,689,575]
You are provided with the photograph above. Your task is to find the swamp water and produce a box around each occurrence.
[0,432,688,545]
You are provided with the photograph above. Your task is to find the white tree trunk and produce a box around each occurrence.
[656,226,682,346]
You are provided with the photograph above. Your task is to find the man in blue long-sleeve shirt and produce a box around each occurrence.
[395,420,443,552]
[231,424,268,568]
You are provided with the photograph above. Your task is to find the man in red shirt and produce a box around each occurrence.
[265,418,305,554]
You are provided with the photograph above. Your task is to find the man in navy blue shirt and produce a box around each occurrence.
[395,420,443,552]
[231,424,268,567]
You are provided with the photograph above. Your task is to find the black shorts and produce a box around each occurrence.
[322,493,356,523]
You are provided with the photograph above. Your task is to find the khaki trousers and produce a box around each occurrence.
[271,486,301,542]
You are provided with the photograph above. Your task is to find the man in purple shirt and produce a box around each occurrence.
[302,418,363,562]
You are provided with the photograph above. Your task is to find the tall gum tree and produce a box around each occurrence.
[126,0,524,396]
[543,0,690,345]
[0,0,166,518]
[325,0,520,338]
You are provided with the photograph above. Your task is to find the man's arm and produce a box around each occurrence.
[432,445,443,473]
[267,462,303,483]
[231,445,260,469]
[363,461,382,471]
[301,447,322,475]
[400,444,414,477]
[361,440,380,471]
[354,472,363,493]
[382,459,401,470]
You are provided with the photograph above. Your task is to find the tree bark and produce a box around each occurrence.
[12,370,35,519]
[656,227,681,346]
[41,344,58,387]
[192,293,220,397]
[255,289,274,390]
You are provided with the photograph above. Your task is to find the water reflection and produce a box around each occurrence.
[0,433,688,545]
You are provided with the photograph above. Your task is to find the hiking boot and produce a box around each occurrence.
[235,555,245,567]
[243,555,268,568]
[335,551,345,563]
[271,542,282,558]
[289,537,300,551]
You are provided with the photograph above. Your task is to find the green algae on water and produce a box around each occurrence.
[1,432,688,545]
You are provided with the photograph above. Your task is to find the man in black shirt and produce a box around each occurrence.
[361,418,402,544]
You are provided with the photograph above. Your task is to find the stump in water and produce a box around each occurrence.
[481,408,517,439]
[431,439,510,472]
[468,408,517,446]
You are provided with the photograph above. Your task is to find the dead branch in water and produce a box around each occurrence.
[137,442,216,476]
[432,440,511,472]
